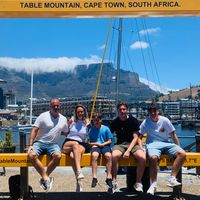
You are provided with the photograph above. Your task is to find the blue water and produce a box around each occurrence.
[0,124,197,153]
[174,124,196,151]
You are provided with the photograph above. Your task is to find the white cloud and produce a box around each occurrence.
[0,56,102,74]
[139,77,178,94]
[98,44,105,50]
[130,41,149,49]
[139,27,160,35]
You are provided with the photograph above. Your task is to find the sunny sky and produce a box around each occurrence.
[0,17,200,92]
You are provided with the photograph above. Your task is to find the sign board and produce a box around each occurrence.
[0,0,200,18]
[0,153,200,167]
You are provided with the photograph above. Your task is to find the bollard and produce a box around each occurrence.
[195,132,200,175]
[19,129,29,199]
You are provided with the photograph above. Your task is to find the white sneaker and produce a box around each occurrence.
[76,171,84,180]
[147,183,157,195]
[167,176,182,187]
[39,178,47,190]
[133,182,143,192]
[111,181,118,193]
[76,180,83,192]
[46,177,54,192]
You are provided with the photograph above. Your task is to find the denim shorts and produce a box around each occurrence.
[146,141,182,159]
[32,141,61,156]
[90,145,111,155]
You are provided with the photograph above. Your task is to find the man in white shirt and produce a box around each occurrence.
[139,102,186,195]
[28,99,68,192]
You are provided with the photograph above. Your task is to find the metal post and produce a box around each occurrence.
[126,166,150,192]
[195,132,200,175]
[19,129,29,199]
[116,18,122,106]
[172,168,183,200]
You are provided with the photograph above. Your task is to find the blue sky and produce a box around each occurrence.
[0,17,200,92]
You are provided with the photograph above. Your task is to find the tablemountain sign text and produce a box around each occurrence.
[19,1,181,9]
[0,0,200,18]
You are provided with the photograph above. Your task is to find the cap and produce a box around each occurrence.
[148,102,159,111]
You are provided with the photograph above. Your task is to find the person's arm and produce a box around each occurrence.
[61,131,69,136]
[123,131,139,159]
[138,134,144,150]
[61,120,69,136]
[88,140,98,147]
[171,131,180,146]
[28,127,39,152]
[99,138,112,147]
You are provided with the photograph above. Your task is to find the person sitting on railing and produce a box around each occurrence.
[62,104,90,192]
[88,112,113,189]
[28,99,69,192]
[139,101,186,195]
[110,102,146,193]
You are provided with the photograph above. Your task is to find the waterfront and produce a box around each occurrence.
[0,124,198,153]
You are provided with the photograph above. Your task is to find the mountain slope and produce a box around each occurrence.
[159,86,200,101]
[0,63,159,102]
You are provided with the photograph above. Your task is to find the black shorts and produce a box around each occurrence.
[62,138,88,149]
[90,145,111,155]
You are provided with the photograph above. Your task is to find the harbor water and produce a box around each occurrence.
[0,123,198,153]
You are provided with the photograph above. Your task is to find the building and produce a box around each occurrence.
[159,101,181,119]
[32,96,116,120]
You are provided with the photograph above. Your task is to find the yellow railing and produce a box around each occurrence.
[0,152,200,167]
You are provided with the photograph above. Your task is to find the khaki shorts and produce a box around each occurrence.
[112,142,142,154]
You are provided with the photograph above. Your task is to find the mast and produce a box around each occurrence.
[116,18,123,106]
[30,70,33,124]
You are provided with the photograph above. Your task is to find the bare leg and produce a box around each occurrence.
[62,141,85,175]
[133,149,146,183]
[72,142,85,173]
[171,149,186,177]
[112,150,122,182]
[104,152,112,179]
[149,155,159,183]
[91,151,99,178]
[46,152,61,176]
[28,152,48,180]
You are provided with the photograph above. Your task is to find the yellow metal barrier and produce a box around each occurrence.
[0,152,200,167]
[1,0,200,18]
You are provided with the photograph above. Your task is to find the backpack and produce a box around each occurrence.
[8,175,35,200]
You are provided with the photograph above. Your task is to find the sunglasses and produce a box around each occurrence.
[93,118,100,122]
[77,111,84,114]
[52,105,60,109]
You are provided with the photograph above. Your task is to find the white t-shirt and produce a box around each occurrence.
[139,115,175,144]
[33,111,68,144]
[67,120,89,142]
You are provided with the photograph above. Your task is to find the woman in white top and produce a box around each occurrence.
[62,104,90,192]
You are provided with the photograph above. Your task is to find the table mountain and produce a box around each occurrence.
[0,63,159,102]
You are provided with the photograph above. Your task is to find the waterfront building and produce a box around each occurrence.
[31,97,200,121]
[159,101,181,120]
[180,99,200,119]
[32,96,116,120]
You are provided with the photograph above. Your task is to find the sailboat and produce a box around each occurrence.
[90,18,160,119]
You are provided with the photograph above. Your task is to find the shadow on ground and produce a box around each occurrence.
[0,189,199,200]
